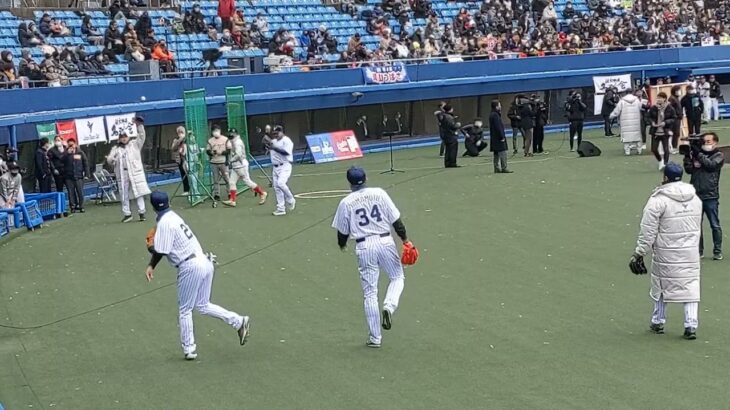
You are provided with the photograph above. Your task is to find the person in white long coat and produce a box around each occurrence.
[107,119,151,222]
[632,163,702,339]
[610,92,643,155]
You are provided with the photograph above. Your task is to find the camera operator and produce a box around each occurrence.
[460,118,488,157]
[564,90,586,152]
[439,104,461,168]
[683,132,725,260]
[532,94,548,155]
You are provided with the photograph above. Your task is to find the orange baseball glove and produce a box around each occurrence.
[145,227,156,253]
[401,241,419,265]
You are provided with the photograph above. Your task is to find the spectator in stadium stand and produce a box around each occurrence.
[189,4,209,34]
[252,13,269,36]
[18,49,42,86]
[0,51,20,89]
[105,21,125,55]
[220,28,235,48]
[135,12,153,43]
[562,1,576,19]
[18,22,44,48]
[82,16,104,46]
[151,40,177,75]
[60,50,84,78]
[40,53,69,87]
[38,13,53,37]
[218,0,236,31]
[231,9,245,32]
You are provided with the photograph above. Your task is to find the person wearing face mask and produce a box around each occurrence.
[205,124,232,202]
[107,117,151,222]
[48,136,66,192]
[668,85,683,155]
[532,94,548,154]
[34,137,53,193]
[648,92,677,170]
[630,162,702,340]
[684,132,725,260]
[171,126,190,195]
[222,128,267,207]
[268,125,296,216]
[61,139,88,213]
[489,100,512,173]
[0,163,22,213]
[681,85,704,136]
[610,90,643,155]
[219,28,235,48]
[460,118,488,157]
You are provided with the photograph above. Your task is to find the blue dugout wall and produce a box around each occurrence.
[2,46,730,145]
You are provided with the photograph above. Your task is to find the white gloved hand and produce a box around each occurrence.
[205,252,218,264]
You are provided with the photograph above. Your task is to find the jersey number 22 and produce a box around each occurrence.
[355,205,382,226]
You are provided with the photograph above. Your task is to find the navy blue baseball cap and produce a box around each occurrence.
[346,166,366,188]
[151,191,170,212]
[664,162,683,182]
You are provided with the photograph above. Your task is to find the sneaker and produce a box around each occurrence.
[366,339,381,348]
[382,309,392,330]
[182,191,190,196]
[121,215,133,223]
[237,316,250,345]
[658,161,665,171]
[670,149,679,155]
[78,208,85,213]
[258,191,268,205]
[649,323,665,334]
[287,200,296,211]
[641,144,647,151]
[570,148,575,152]
[501,169,514,173]
[683,327,697,340]
[222,200,236,207]
[713,254,723,261]
[139,213,146,222]
[272,210,286,216]
[184,351,198,360]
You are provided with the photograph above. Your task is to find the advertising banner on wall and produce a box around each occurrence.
[305,130,363,164]
[55,120,78,143]
[592,74,633,115]
[362,62,410,85]
[35,123,56,140]
[74,116,107,145]
[105,113,138,141]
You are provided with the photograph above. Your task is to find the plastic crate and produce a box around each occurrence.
[26,192,67,219]
[0,205,23,229]
[19,200,44,231]
[0,213,9,238]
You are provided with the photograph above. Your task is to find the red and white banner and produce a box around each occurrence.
[56,120,78,143]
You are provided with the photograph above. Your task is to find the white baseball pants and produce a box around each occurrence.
[356,235,405,344]
[710,98,721,121]
[651,295,699,329]
[702,97,712,121]
[229,162,258,191]
[177,257,244,355]
[272,163,294,212]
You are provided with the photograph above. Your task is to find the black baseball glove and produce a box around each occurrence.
[629,254,647,275]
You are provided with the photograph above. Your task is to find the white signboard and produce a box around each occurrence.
[74,116,107,145]
[105,113,138,141]
[593,74,633,115]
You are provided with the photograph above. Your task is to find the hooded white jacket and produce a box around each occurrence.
[610,94,643,143]
[634,181,702,303]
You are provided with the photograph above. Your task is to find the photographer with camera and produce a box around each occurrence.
[683,132,725,260]
[564,90,586,152]
[460,118,488,157]
[532,94,549,155]
[517,95,536,157]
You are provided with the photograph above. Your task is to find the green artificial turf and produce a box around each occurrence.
[1,126,730,409]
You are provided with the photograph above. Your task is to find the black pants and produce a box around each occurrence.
[672,121,682,150]
[178,161,190,193]
[439,141,445,156]
[688,117,702,135]
[603,115,613,136]
[640,117,647,144]
[37,175,52,193]
[65,178,84,209]
[53,174,65,192]
[463,140,488,157]
[493,150,508,172]
[569,120,584,150]
[444,139,459,167]
[651,135,670,164]
[533,125,545,153]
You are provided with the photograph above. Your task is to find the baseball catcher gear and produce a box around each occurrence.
[401,241,419,265]
[145,227,156,254]
[629,254,647,275]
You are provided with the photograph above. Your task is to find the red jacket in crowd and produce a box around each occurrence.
[218,0,236,19]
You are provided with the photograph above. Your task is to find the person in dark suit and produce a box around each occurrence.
[439,104,461,168]
[517,95,536,157]
[489,100,512,173]
[532,94,549,154]
[61,139,88,213]
[34,137,53,193]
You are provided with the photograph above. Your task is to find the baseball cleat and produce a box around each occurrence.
[121,215,133,223]
[222,200,236,207]
[713,254,723,260]
[683,327,697,340]
[258,192,268,205]
[238,316,250,345]
[649,323,665,334]
[184,352,198,360]
[272,210,286,216]
[139,213,146,222]
[382,309,392,330]
[366,340,381,348]
[287,200,296,211]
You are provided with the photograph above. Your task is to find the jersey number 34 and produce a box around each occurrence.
[355,205,382,226]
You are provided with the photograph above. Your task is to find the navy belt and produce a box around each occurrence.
[175,254,196,268]
[356,232,390,243]
[273,163,285,167]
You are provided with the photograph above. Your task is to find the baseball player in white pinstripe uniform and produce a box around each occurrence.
[221,128,268,207]
[267,126,296,216]
[332,167,410,348]
[145,191,250,360]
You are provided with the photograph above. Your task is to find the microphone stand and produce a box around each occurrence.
[380,113,404,174]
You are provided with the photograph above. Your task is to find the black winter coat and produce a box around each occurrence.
[518,101,535,129]
[684,149,724,200]
[61,149,88,180]
[507,102,521,127]
[565,98,587,121]
[34,147,51,178]
[601,90,618,117]
[489,111,508,153]
[681,93,704,122]
[647,104,677,136]
[439,113,460,142]
[48,146,65,174]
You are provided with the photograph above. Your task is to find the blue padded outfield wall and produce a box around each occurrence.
[2,46,730,144]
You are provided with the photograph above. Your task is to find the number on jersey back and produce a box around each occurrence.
[332,187,401,239]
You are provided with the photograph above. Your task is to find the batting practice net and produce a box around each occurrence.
[183,89,211,207]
